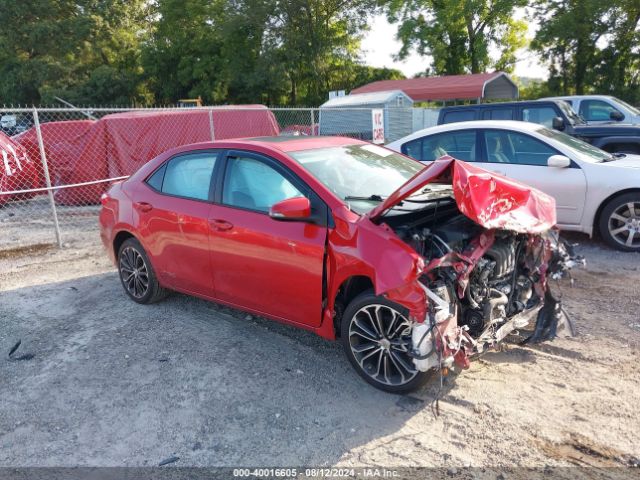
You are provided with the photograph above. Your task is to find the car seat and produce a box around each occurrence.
[487,136,510,163]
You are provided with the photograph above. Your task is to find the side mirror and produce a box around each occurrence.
[610,110,624,121]
[552,117,565,130]
[547,155,571,168]
[269,196,311,221]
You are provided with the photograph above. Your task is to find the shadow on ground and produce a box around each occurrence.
[1,272,458,467]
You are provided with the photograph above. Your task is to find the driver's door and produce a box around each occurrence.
[481,129,587,226]
[208,151,327,327]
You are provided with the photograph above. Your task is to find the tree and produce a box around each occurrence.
[379,0,528,75]
[143,0,380,106]
[0,0,152,105]
[268,0,378,105]
[593,0,640,103]
[532,0,610,95]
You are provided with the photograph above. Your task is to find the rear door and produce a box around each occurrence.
[134,150,220,296]
[208,150,327,327]
[520,105,562,129]
[480,129,587,226]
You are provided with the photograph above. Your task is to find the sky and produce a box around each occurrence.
[361,12,548,80]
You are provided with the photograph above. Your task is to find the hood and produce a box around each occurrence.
[367,157,557,234]
[602,154,640,169]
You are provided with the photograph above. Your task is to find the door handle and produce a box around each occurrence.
[134,201,153,212]
[209,219,234,231]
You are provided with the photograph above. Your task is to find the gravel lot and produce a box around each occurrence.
[1,229,639,474]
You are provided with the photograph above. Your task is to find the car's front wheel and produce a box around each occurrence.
[118,237,168,304]
[599,193,640,252]
[340,292,430,393]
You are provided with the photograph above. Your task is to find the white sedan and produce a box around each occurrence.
[386,120,640,252]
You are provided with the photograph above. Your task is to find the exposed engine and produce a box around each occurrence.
[389,206,583,373]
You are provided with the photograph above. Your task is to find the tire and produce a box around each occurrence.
[117,238,168,304]
[340,292,430,393]
[598,192,640,252]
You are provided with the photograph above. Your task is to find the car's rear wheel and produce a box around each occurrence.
[599,193,640,252]
[118,238,168,304]
[340,292,430,393]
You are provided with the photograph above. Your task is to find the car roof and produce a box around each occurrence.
[542,95,613,100]
[440,100,561,110]
[220,135,366,153]
[386,120,545,147]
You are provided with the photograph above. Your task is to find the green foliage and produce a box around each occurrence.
[532,0,640,102]
[516,76,554,100]
[2,0,638,107]
[379,0,528,75]
[0,0,153,105]
[142,0,390,106]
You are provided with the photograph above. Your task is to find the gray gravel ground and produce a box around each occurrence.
[0,231,639,473]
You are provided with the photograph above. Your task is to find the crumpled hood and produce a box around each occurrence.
[367,156,557,233]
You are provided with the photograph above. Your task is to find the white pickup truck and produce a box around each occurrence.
[542,95,640,124]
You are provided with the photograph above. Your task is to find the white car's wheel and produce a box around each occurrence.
[599,193,640,252]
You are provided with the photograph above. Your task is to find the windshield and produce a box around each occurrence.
[536,126,611,162]
[557,100,585,124]
[290,144,424,213]
[614,97,640,116]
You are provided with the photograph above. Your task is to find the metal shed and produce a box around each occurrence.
[351,72,519,103]
[319,90,414,142]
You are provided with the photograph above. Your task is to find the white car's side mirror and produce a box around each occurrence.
[547,155,571,168]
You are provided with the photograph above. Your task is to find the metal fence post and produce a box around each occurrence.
[208,108,215,141]
[310,108,315,136]
[32,107,62,248]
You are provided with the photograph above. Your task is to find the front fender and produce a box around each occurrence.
[326,206,426,321]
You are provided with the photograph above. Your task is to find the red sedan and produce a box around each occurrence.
[99,136,579,392]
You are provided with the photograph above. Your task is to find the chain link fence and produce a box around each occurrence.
[0,105,439,253]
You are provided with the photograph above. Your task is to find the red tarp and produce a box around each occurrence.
[368,156,557,233]
[0,131,39,207]
[12,106,280,205]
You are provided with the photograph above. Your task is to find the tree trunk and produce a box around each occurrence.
[290,76,297,105]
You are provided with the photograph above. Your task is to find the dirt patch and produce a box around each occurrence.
[539,433,639,468]
[1,233,639,469]
[0,243,55,260]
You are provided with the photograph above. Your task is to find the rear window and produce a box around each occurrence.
[442,110,475,124]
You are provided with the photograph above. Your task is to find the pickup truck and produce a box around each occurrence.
[437,100,640,154]
[541,95,640,124]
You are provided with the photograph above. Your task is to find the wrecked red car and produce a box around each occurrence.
[99,137,581,392]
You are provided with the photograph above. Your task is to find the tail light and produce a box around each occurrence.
[100,192,110,206]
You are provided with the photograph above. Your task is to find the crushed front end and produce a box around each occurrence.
[370,158,585,374]
[407,227,583,372]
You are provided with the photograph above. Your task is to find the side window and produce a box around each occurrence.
[402,139,423,160]
[488,108,514,120]
[522,106,558,128]
[442,110,475,124]
[421,131,477,162]
[161,152,218,200]
[222,156,303,212]
[485,130,558,166]
[579,100,623,122]
[146,164,166,191]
